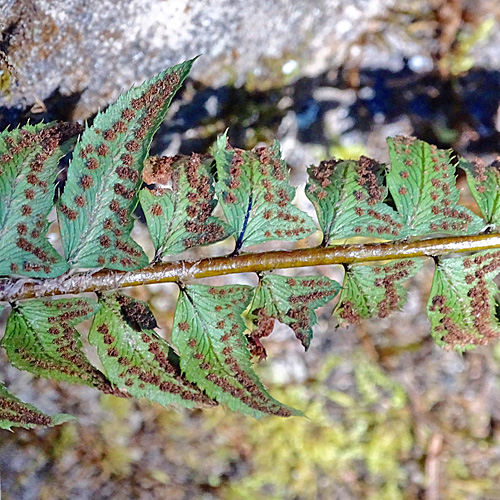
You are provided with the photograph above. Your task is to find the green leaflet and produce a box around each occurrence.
[0,122,75,277]
[140,154,228,258]
[59,59,195,270]
[460,157,500,227]
[1,297,120,394]
[89,292,214,408]
[0,381,74,430]
[306,157,405,245]
[172,284,300,418]
[246,274,341,353]
[427,250,500,351]
[334,259,423,326]
[212,133,316,252]
[386,136,483,236]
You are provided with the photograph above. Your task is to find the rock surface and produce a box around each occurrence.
[1,0,428,118]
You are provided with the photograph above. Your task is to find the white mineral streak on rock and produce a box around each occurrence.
[2,0,409,117]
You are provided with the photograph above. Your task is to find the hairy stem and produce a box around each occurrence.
[2,233,500,302]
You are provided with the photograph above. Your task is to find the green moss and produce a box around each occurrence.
[328,143,367,161]
[48,422,78,461]
[220,351,414,499]
[440,19,495,76]
[98,395,136,477]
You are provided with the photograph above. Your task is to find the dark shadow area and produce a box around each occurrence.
[152,64,500,158]
[0,88,84,130]
[2,64,500,161]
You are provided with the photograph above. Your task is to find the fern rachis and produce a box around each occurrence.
[1,58,500,429]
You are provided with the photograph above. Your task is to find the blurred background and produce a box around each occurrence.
[2,0,500,498]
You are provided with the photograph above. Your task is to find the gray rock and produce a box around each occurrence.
[0,0,422,119]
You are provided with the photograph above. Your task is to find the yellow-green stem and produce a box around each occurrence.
[2,233,500,302]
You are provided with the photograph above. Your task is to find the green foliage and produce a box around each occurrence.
[59,59,194,271]
[0,381,73,430]
[140,154,228,258]
[0,122,75,277]
[89,291,214,408]
[246,273,340,352]
[1,58,500,428]
[172,284,299,417]
[1,297,117,392]
[461,157,500,226]
[386,136,483,235]
[335,259,423,326]
[306,157,404,244]
[428,250,500,350]
[212,132,316,252]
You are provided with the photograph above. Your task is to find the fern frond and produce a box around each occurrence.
[2,58,500,427]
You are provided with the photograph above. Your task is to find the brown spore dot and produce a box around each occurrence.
[86,158,99,170]
[134,127,147,140]
[113,121,127,134]
[178,321,189,331]
[125,140,140,153]
[398,187,407,196]
[103,129,116,141]
[60,204,78,220]
[99,235,111,248]
[24,189,35,200]
[120,258,133,267]
[127,169,139,183]
[17,223,28,235]
[225,193,237,204]
[97,323,109,335]
[131,98,143,110]
[150,203,163,216]
[74,195,86,207]
[114,183,127,196]
[120,154,133,166]
[107,347,119,357]
[121,108,135,121]
[27,174,39,185]
[10,263,18,272]
[400,171,409,179]
[109,200,120,212]
[21,205,32,216]
[97,144,110,156]
[97,256,106,265]
[80,175,93,190]
[31,159,46,174]
[118,208,128,221]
